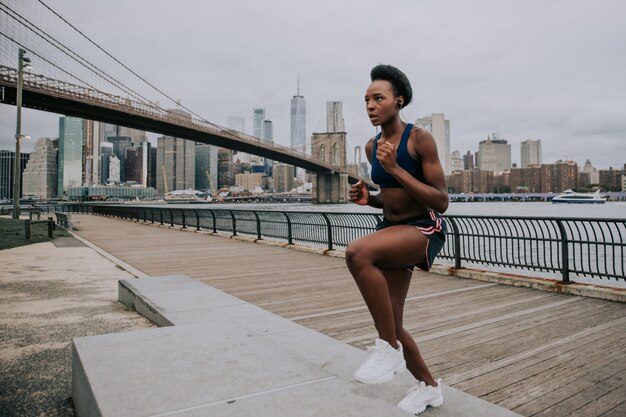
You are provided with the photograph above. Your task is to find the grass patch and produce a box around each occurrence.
[0,217,71,250]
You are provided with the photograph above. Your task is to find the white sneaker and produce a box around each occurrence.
[397,379,444,415]
[354,338,406,384]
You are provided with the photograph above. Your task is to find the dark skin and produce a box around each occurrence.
[346,79,448,388]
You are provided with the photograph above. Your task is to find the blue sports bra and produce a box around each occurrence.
[371,123,425,188]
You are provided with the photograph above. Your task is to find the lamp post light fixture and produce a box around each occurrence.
[12,48,32,219]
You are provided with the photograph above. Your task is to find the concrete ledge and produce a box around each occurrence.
[72,275,523,417]
[430,265,626,303]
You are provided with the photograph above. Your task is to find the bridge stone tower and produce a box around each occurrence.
[310,132,349,204]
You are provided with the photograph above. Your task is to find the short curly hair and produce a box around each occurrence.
[370,64,413,109]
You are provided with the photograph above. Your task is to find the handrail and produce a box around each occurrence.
[77,204,625,283]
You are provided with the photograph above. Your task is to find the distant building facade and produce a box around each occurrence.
[235,173,263,191]
[509,160,578,193]
[156,110,195,194]
[57,116,84,196]
[415,113,450,175]
[450,150,463,172]
[22,138,58,199]
[476,135,511,174]
[273,163,295,193]
[0,150,29,200]
[520,139,542,168]
[195,143,218,192]
[463,151,474,170]
[253,108,265,140]
[291,85,306,154]
[83,120,101,186]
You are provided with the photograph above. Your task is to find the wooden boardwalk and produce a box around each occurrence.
[73,214,625,417]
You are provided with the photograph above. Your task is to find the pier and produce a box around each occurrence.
[68,213,625,417]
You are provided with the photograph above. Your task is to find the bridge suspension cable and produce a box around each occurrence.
[35,0,212,124]
[0,2,154,106]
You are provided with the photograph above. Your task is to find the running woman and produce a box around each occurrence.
[347,64,449,415]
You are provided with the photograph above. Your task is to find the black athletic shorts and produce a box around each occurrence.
[375,211,446,272]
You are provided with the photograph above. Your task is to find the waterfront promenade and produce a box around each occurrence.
[67,213,625,417]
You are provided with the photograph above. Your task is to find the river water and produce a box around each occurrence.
[183,200,626,218]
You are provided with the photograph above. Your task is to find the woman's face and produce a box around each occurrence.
[365,80,400,126]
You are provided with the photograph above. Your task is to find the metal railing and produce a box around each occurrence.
[56,204,625,283]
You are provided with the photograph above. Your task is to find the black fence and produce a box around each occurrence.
[52,204,625,284]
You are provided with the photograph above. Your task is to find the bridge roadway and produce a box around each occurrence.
[0,65,356,178]
[69,213,626,417]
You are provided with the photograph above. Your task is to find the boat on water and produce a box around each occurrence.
[552,189,606,204]
[164,189,212,204]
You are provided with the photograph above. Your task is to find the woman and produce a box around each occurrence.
[347,64,449,415]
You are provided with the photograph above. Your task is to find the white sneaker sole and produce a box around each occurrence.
[400,397,444,415]
[354,360,406,384]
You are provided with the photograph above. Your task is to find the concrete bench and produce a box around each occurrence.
[55,211,79,230]
[71,275,523,417]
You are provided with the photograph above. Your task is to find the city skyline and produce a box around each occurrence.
[0,0,624,170]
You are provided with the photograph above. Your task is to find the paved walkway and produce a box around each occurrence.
[0,237,154,417]
[70,214,626,417]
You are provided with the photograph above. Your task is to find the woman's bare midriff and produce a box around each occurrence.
[380,188,430,222]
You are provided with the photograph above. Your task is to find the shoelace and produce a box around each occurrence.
[406,381,427,396]
[363,344,388,365]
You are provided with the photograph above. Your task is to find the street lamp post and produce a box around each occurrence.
[13,48,30,219]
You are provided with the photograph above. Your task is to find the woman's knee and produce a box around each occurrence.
[345,240,373,270]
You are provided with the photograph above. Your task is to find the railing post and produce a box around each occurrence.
[210,210,217,233]
[194,210,200,231]
[169,211,174,227]
[181,210,186,229]
[556,220,570,284]
[47,217,54,238]
[321,213,333,251]
[254,212,261,240]
[230,210,237,236]
[24,219,31,240]
[447,217,462,269]
[283,212,293,245]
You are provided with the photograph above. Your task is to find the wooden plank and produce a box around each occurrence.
[72,215,626,417]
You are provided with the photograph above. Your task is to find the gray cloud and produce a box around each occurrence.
[0,0,624,170]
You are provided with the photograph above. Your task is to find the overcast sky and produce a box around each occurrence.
[1,0,624,169]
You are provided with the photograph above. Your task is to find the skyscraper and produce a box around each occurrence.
[195,143,218,192]
[156,109,195,194]
[107,136,133,183]
[253,109,265,140]
[415,113,450,175]
[263,120,273,143]
[326,101,345,132]
[100,143,113,184]
[520,139,542,168]
[476,135,512,174]
[263,120,274,177]
[0,150,29,200]
[450,150,463,172]
[57,116,84,196]
[290,79,306,154]
[124,142,152,186]
[83,120,101,186]
[22,138,57,199]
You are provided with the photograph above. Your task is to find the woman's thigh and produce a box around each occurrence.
[349,225,428,270]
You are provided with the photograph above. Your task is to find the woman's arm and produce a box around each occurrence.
[351,138,385,207]
[364,139,384,208]
[376,129,449,213]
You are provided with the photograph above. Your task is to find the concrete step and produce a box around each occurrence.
[72,275,523,417]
